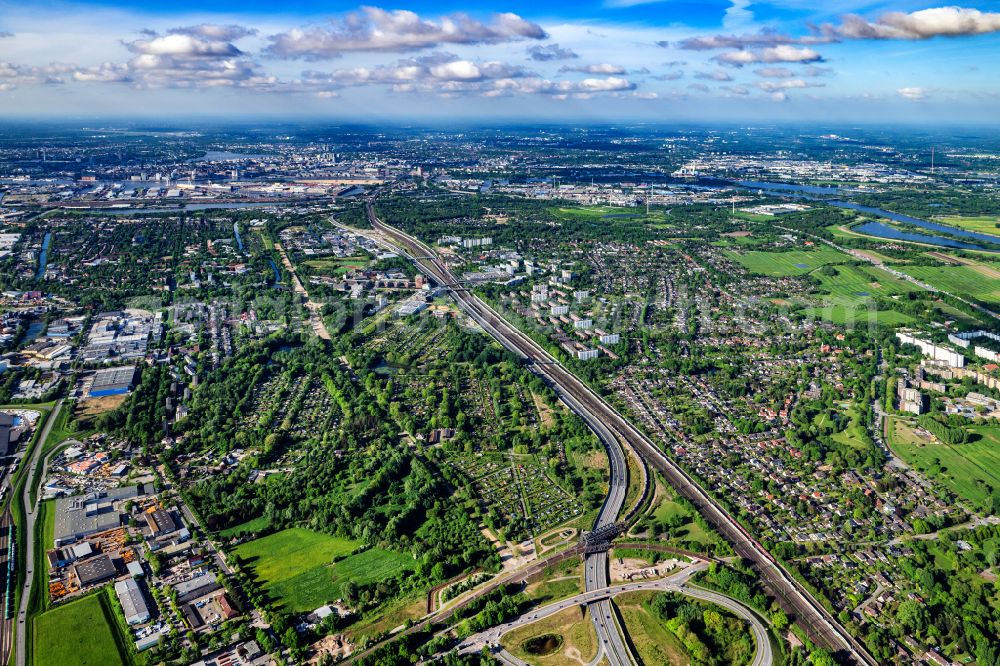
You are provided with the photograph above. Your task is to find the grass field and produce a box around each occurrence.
[614,591,691,666]
[304,256,369,275]
[218,515,271,538]
[830,407,870,451]
[887,419,1000,511]
[648,480,718,549]
[727,246,850,276]
[234,528,415,613]
[550,206,668,224]
[33,591,130,666]
[799,305,914,326]
[933,215,1000,238]
[894,264,1000,305]
[345,592,426,640]
[501,604,598,665]
[813,264,920,305]
[524,556,583,606]
[234,528,360,612]
[786,262,921,326]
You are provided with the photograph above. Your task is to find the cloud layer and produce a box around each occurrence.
[823,7,1000,40]
[265,8,546,59]
[0,3,996,117]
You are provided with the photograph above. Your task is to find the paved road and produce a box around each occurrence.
[273,242,331,340]
[345,546,585,665]
[15,399,63,666]
[366,202,876,666]
[360,204,636,666]
[560,374,634,666]
[459,562,772,666]
[458,564,706,658]
[681,586,772,666]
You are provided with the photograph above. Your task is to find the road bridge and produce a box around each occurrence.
[365,199,877,666]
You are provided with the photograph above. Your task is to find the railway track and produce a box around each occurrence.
[366,200,877,666]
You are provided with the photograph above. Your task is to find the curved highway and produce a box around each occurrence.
[364,200,876,666]
[556,370,634,666]
[459,562,773,666]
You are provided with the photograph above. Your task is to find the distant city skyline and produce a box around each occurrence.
[2,1,1000,122]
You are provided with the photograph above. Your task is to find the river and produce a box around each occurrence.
[829,201,1000,245]
[233,223,244,253]
[735,180,842,196]
[729,179,1000,252]
[35,232,51,279]
[851,221,997,252]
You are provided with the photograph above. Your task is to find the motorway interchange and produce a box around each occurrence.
[364,198,878,666]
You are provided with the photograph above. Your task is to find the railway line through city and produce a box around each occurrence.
[364,199,878,666]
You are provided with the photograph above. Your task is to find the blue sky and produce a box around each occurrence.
[1,1,1000,122]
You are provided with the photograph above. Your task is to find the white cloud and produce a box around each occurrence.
[72,23,268,90]
[694,69,733,81]
[676,28,830,51]
[754,66,795,78]
[429,60,483,80]
[823,7,1000,40]
[559,63,627,74]
[652,70,684,81]
[265,7,546,59]
[715,45,824,67]
[72,62,130,83]
[897,86,929,100]
[526,43,578,61]
[756,78,824,92]
[127,33,243,58]
[578,76,634,91]
[0,61,73,89]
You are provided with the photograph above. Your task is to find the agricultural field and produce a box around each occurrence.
[798,305,913,327]
[33,591,131,666]
[234,528,359,583]
[727,245,850,276]
[894,264,1000,306]
[811,264,920,306]
[887,419,1000,512]
[932,215,1000,237]
[799,263,920,326]
[500,604,598,666]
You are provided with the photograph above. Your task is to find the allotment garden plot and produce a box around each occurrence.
[244,371,341,442]
[450,453,582,541]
